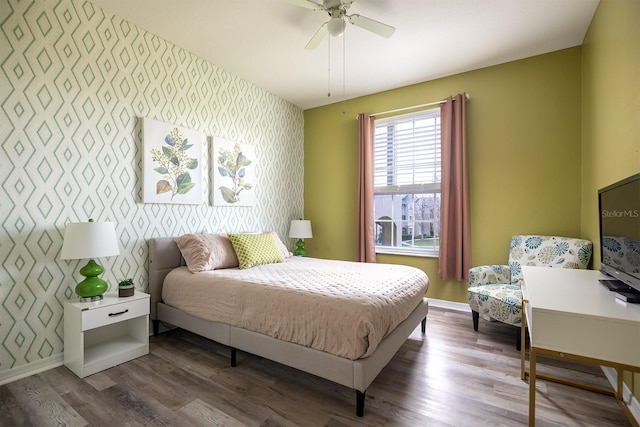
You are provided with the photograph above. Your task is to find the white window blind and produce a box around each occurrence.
[374,109,441,193]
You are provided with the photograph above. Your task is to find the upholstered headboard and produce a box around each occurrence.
[148,237,185,320]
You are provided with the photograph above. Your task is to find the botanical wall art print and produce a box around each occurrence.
[213,137,256,206]
[142,117,205,204]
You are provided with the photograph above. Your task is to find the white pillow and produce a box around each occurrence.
[270,231,292,258]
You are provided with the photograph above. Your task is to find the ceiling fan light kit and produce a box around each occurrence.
[286,0,395,112]
[287,0,395,48]
[327,16,347,37]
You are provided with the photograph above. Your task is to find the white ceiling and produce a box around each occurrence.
[88,0,599,110]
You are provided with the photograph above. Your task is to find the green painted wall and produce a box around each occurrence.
[304,48,583,303]
[581,0,640,400]
[306,0,640,402]
[581,0,640,269]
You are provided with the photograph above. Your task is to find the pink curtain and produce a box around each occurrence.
[356,113,377,263]
[438,94,470,280]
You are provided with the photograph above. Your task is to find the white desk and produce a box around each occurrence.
[520,266,640,426]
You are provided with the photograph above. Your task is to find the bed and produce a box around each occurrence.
[148,235,429,416]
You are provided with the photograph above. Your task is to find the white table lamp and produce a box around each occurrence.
[61,219,120,301]
[289,219,313,256]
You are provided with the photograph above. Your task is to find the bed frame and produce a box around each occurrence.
[148,237,428,417]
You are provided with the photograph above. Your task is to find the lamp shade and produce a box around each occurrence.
[289,220,313,239]
[60,220,120,260]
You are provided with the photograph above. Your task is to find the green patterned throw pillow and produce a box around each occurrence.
[227,233,285,269]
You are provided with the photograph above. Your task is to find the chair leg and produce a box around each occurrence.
[515,326,521,351]
[472,310,479,331]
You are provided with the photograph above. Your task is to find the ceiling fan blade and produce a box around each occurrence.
[348,14,395,38]
[285,0,324,10]
[305,23,328,50]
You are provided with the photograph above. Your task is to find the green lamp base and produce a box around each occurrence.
[293,239,307,257]
[75,259,109,302]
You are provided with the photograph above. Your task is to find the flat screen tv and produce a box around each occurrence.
[598,173,640,291]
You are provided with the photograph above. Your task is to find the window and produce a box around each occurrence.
[373,109,441,256]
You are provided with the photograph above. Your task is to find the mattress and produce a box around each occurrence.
[162,256,429,360]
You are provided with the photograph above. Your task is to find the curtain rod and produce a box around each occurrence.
[362,93,470,119]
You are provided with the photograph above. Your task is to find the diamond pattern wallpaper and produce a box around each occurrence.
[0,0,304,377]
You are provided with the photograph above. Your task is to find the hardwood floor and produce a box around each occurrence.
[0,306,632,426]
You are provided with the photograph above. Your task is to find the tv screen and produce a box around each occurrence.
[598,173,640,291]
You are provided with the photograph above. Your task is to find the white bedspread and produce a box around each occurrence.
[162,257,429,360]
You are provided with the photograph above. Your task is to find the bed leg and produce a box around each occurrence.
[231,347,236,367]
[356,390,365,417]
[152,319,159,336]
[421,317,426,334]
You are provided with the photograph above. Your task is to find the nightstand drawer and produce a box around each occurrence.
[82,298,149,331]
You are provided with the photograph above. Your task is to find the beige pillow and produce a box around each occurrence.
[227,232,285,269]
[174,233,239,272]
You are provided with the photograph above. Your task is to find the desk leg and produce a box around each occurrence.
[529,348,536,427]
[521,300,527,380]
[615,367,639,427]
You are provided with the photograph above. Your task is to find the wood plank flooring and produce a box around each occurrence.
[0,305,632,426]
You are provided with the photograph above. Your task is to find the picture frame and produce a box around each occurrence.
[142,117,205,205]
[212,137,256,206]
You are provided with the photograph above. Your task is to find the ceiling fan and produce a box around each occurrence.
[286,0,396,50]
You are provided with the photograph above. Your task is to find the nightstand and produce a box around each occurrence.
[64,291,150,378]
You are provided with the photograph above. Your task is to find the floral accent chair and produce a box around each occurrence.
[468,235,593,350]
[602,236,640,276]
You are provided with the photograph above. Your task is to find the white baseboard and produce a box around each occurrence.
[0,354,63,386]
[0,322,163,387]
[601,366,640,425]
[428,298,470,312]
